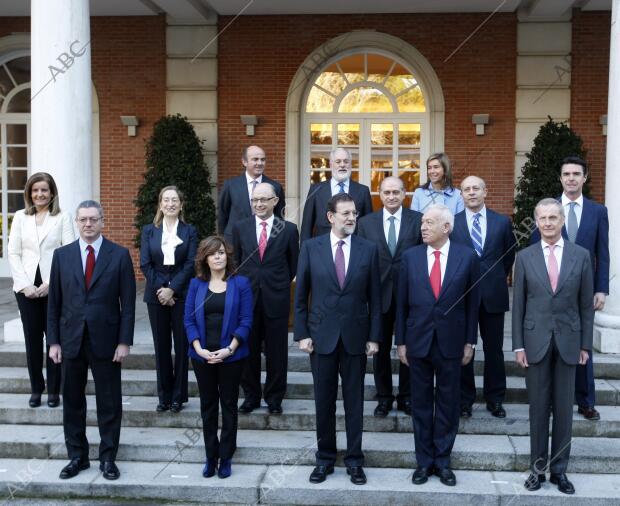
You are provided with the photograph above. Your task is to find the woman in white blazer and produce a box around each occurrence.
[8,172,75,408]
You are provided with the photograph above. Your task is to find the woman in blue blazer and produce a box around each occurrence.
[184,235,253,479]
[140,186,198,413]
[410,152,464,215]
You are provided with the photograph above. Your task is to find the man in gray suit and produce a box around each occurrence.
[512,198,594,495]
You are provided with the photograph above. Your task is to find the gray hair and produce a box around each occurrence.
[76,200,104,219]
[330,147,352,161]
[425,203,454,232]
[534,198,564,219]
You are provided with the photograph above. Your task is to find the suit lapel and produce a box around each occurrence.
[196,280,208,339]
[221,277,234,341]
[575,197,592,244]
[395,209,411,254]
[37,213,57,244]
[172,222,188,265]
[238,176,252,216]
[87,238,113,290]
[482,211,495,257]
[438,244,462,300]
[374,212,391,256]
[531,244,554,295]
[343,235,361,289]
[70,240,86,289]
[263,217,282,260]
[454,213,471,248]
[416,246,436,300]
[555,242,576,294]
[319,234,340,288]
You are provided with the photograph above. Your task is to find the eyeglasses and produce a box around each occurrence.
[77,217,102,224]
[251,197,275,204]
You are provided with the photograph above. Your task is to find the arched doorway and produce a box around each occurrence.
[286,31,445,221]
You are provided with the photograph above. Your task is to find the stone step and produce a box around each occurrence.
[1,394,619,437]
[1,365,619,405]
[0,458,619,505]
[1,424,619,474]
[2,341,620,378]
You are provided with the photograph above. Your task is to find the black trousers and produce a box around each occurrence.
[310,339,366,467]
[147,302,188,405]
[526,336,576,475]
[62,332,122,462]
[460,307,506,407]
[14,267,61,396]
[241,296,288,406]
[410,337,461,470]
[374,299,410,404]
[193,357,245,460]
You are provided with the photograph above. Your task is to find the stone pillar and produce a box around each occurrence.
[30,0,92,216]
[594,0,620,353]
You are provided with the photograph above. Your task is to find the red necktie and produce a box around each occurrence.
[85,245,95,289]
[430,250,441,299]
[258,221,268,261]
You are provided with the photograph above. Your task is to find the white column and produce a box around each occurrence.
[30,0,92,216]
[594,0,620,353]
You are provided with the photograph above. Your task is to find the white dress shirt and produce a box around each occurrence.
[383,207,402,244]
[330,178,350,196]
[330,232,351,274]
[541,236,564,275]
[426,239,450,283]
[561,193,583,228]
[79,235,103,273]
[465,205,487,249]
[246,173,263,205]
[255,214,274,243]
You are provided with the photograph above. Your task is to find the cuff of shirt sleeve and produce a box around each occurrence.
[513,348,525,352]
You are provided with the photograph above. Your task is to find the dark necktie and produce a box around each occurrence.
[85,245,95,290]
[337,182,345,194]
[471,213,483,256]
[387,216,397,256]
[335,240,346,289]
[567,202,578,242]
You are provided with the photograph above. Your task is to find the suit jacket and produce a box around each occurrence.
[294,233,382,355]
[395,242,481,359]
[218,173,285,240]
[530,196,609,294]
[140,221,198,303]
[300,180,373,243]
[232,216,299,318]
[47,237,136,360]
[184,275,253,363]
[512,241,594,365]
[450,208,515,313]
[356,207,423,313]
[8,209,75,292]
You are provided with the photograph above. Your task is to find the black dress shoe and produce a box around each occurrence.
[29,393,41,408]
[578,406,601,421]
[346,466,367,485]
[374,401,391,417]
[435,467,456,486]
[100,461,120,480]
[412,466,433,485]
[460,406,472,418]
[550,473,575,494]
[47,395,60,408]
[486,402,506,418]
[267,404,283,414]
[524,473,546,491]
[170,402,184,413]
[59,457,90,479]
[396,399,412,415]
[239,400,260,414]
[156,403,170,412]
[309,464,334,483]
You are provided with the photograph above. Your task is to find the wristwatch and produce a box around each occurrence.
[226,345,234,355]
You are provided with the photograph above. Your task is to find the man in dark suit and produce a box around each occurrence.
[218,145,286,241]
[300,147,372,242]
[395,204,480,487]
[530,156,609,420]
[48,200,136,481]
[295,193,381,485]
[233,182,299,414]
[513,198,594,495]
[451,176,515,419]
[357,176,422,417]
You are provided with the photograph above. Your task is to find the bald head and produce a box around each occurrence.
[251,182,279,219]
[380,176,406,213]
[460,175,487,212]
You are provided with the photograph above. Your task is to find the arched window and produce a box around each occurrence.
[303,51,428,209]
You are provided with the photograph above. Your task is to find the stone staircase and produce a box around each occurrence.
[1,331,620,504]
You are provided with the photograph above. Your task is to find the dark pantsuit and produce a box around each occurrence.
[147,302,188,405]
[15,287,61,397]
[310,339,366,467]
[374,300,409,403]
[192,358,245,460]
[62,333,122,462]
[410,338,461,469]
[461,307,506,407]
[575,353,596,408]
[526,337,576,475]
[241,296,288,406]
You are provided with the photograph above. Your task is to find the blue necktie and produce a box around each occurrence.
[387,216,397,256]
[471,213,483,256]
[337,182,345,194]
[567,202,578,242]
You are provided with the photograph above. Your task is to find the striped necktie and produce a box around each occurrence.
[471,213,483,256]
